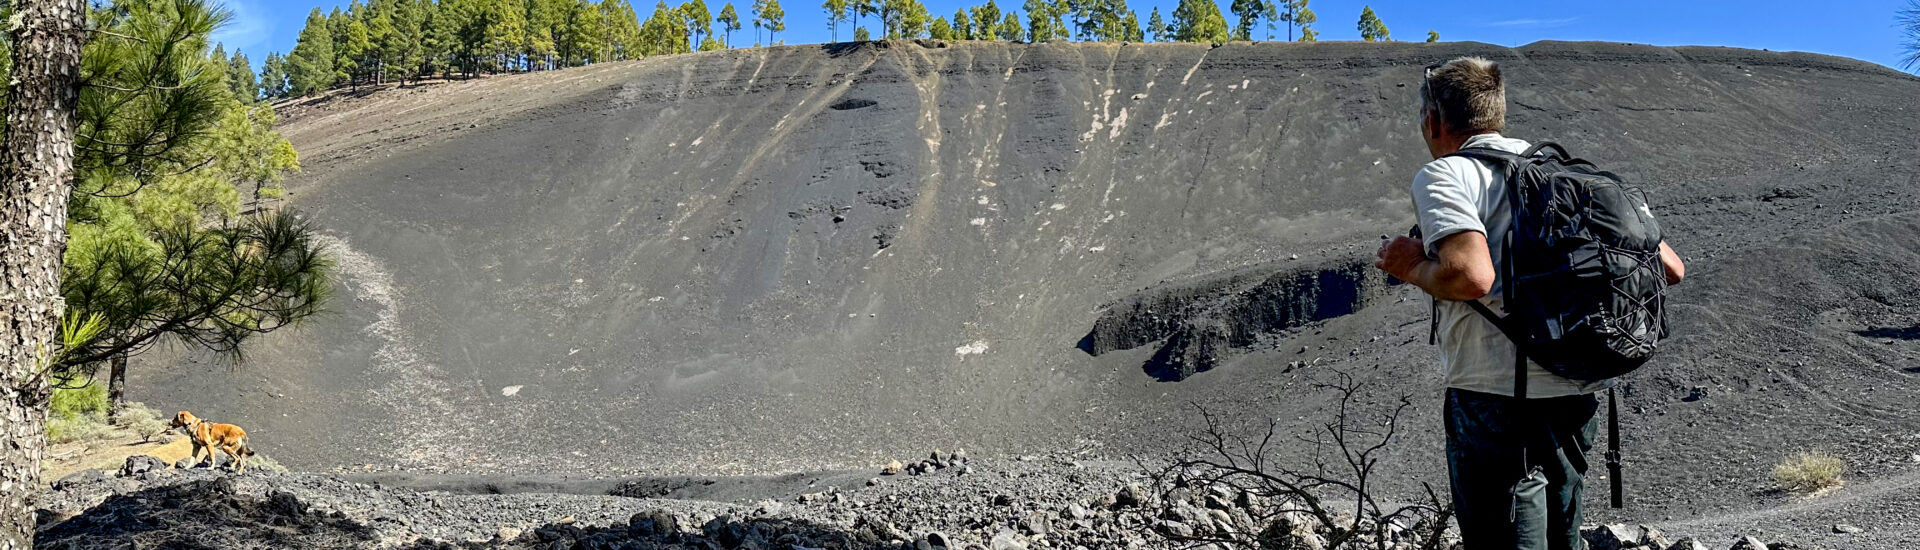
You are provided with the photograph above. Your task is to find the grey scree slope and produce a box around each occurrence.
[132,40,1920,524]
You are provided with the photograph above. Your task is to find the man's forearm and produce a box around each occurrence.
[1403,256,1493,302]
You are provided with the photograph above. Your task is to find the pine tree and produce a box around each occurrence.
[1228,0,1259,41]
[1121,9,1141,41]
[952,8,971,39]
[823,0,848,41]
[422,0,460,76]
[1268,0,1306,41]
[1426,29,1438,43]
[1171,0,1228,42]
[364,0,396,82]
[259,52,290,99]
[930,16,954,39]
[555,0,606,64]
[330,6,373,86]
[1900,0,1919,71]
[717,3,741,46]
[852,0,878,39]
[4,2,331,539]
[0,0,89,538]
[751,0,767,44]
[289,8,337,95]
[681,0,712,50]
[1294,1,1315,42]
[1356,5,1387,42]
[380,0,426,83]
[1146,7,1163,41]
[970,1,1001,40]
[599,0,644,59]
[1022,0,1055,41]
[901,0,930,37]
[762,0,785,43]
[640,0,691,54]
[999,13,1022,41]
[229,49,257,101]
[1059,0,1075,39]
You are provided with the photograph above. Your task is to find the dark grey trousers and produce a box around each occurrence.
[1445,388,1600,550]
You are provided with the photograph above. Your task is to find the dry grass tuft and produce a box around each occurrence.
[1773,451,1845,494]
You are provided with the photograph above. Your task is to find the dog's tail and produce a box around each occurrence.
[239,438,256,457]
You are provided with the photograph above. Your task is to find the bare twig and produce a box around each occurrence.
[1150,367,1455,550]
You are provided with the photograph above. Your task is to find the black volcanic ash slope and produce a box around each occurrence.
[134,40,1920,522]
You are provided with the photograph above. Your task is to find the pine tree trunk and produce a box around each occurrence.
[106,351,127,423]
[1,0,87,546]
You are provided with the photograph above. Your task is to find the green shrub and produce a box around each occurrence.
[50,384,108,420]
[46,384,117,444]
[117,402,171,443]
[46,412,116,445]
[1773,451,1845,493]
[248,454,290,474]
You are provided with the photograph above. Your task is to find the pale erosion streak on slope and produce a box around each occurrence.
[319,235,475,471]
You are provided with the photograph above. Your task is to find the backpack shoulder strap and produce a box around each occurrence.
[1442,146,1529,168]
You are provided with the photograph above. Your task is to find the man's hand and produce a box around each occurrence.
[1375,231,1497,302]
[1375,236,1427,283]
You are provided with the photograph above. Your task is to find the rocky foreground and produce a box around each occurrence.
[34,453,1845,550]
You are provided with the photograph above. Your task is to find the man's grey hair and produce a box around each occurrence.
[1420,57,1506,135]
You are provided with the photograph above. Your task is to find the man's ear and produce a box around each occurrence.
[1423,108,1441,141]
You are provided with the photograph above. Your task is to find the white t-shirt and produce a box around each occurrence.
[1409,133,1612,398]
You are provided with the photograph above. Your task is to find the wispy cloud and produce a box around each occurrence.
[210,0,273,54]
[1484,17,1579,29]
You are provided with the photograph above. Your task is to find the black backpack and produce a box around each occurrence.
[1445,141,1669,390]
[1444,141,1670,508]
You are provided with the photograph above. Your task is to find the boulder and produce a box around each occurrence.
[1833,524,1863,534]
[175,458,196,470]
[1257,518,1326,550]
[495,527,523,542]
[1664,538,1709,550]
[1114,483,1146,508]
[1022,511,1051,535]
[51,469,109,490]
[265,491,308,517]
[1157,520,1194,539]
[628,510,680,538]
[702,516,751,547]
[990,529,1029,550]
[1583,523,1642,550]
[118,455,167,478]
[1730,536,1769,550]
[1640,525,1672,549]
[916,531,951,550]
[881,460,904,475]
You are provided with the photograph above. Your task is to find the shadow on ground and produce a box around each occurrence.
[1858,324,1920,341]
[36,478,378,549]
[435,512,890,549]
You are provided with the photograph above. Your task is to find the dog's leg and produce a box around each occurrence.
[221,444,239,472]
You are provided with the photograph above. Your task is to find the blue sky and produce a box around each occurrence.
[216,0,1917,72]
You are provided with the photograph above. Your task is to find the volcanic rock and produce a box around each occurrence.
[119,455,168,478]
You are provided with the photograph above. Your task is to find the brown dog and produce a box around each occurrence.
[170,410,255,473]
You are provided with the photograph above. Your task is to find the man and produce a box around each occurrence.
[1373,57,1685,549]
